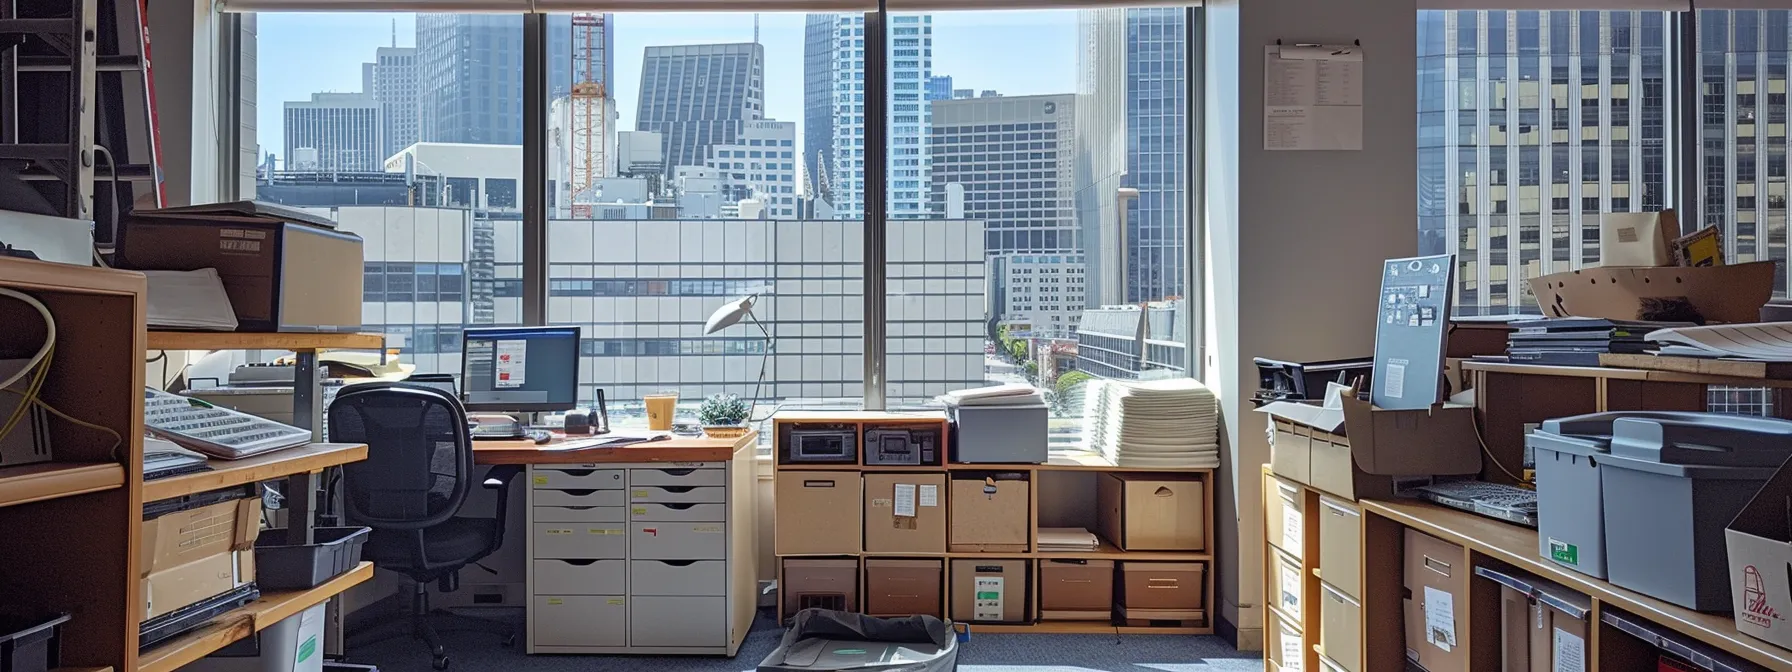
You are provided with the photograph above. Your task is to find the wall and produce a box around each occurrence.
[147,0,235,205]
[1203,0,1419,648]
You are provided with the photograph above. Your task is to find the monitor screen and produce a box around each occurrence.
[460,326,580,412]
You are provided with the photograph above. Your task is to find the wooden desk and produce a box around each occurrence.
[471,432,756,465]
[137,562,375,672]
[142,442,367,503]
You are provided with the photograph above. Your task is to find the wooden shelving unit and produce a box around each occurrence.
[141,442,366,503]
[145,331,384,352]
[137,562,374,672]
[773,411,1216,636]
[0,461,125,508]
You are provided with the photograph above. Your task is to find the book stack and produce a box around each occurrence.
[1082,378,1220,468]
[1506,318,1691,367]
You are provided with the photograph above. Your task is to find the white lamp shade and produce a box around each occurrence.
[704,296,757,335]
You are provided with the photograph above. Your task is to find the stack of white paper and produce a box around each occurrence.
[1645,322,1792,361]
[144,269,239,331]
[1038,527,1101,553]
[936,383,1046,407]
[1081,378,1221,468]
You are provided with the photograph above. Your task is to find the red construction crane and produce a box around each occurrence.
[569,12,608,208]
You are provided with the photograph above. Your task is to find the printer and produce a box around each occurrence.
[1529,411,1792,611]
[941,384,1047,464]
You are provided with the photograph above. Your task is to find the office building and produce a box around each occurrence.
[931,93,1077,255]
[803,14,837,206]
[1075,7,1187,307]
[370,46,420,160]
[415,14,585,145]
[991,253,1085,339]
[1074,300,1187,380]
[1695,10,1789,296]
[636,43,766,180]
[283,92,380,172]
[385,143,524,212]
[926,74,953,101]
[827,14,933,221]
[705,120,799,218]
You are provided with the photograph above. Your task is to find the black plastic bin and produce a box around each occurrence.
[253,526,370,590]
[0,612,69,672]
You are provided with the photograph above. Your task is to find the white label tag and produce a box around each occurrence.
[919,484,938,507]
[1281,631,1304,671]
[1424,586,1457,652]
[973,576,1004,620]
[1280,563,1301,612]
[1553,628,1586,672]
[1282,504,1302,551]
[893,483,916,517]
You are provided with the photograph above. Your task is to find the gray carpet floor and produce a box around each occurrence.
[343,609,1264,672]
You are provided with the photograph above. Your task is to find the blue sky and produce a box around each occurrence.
[256,11,1077,164]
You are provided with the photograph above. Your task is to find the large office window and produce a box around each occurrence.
[1418,9,1673,316]
[1697,9,1792,297]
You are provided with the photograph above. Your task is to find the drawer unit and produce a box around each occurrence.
[630,522,727,560]
[629,596,728,648]
[534,559,626,595]
[1271,548,1304,616]
[532,467,625,490]
[630,467,725,487]
[533,595,627,647]
[1040,559,1114,620]
[629,486,726,504]
[775,471,861,555]
[1319,582,1362,672]
[534,506,626,523]
[631,560,727,596]
[532,523,627,559]
[1267,609,1303,672]
[1119,562,1206,612]
[1317,496,1361,599]
[534,489,626,507]
[863,559,942,618]
[630,502,727,522]
[784,558,859,619]
[1268,477,1305,560]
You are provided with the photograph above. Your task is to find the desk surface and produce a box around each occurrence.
[142,443,367,503]
[1362,498,1792,670]
[473,431,758,464]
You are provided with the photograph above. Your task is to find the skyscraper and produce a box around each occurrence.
[284,92,380,172]
[371,46,419,159]
[932,94,1077,254]
[926,74,953,101]
[1696,10,1789,297]
[635,43,765,178]
[1417,11,1670,314]
[803,14,837,205]
[706,120,799,218]
[1074,7,1187,306]
[827,14,933,221]
[415,14,586,145]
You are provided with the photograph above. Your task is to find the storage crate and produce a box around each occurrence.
[0,612,69,672]
[254,527,370,590]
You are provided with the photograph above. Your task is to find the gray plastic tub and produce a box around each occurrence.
[1600,453,1781,611]
[1528,425,1609,579]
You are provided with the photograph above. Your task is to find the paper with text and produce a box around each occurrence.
[1424,586,1457,652]
[1265,44,1364,150]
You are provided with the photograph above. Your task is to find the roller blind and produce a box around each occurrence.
[1417,1,1689,9]
[220,0,1191,12]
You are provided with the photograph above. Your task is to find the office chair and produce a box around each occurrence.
[329,382,521,671]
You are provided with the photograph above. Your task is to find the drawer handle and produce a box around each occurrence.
[659,469,697,476]
[558,489,598,496]
[1147,579,1179,586]
[1060,579,1094,584]
[1423,555,1452,577]
[660,503,698,511]
[803,480,838,488]
[889,593,921,598]
[653,486,697,494]
[559,559,599,567]
[562,469,596,477]
[1154,486,1175,497]
[657,560,698,567]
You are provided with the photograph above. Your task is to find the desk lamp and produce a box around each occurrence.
[704,295,775,421]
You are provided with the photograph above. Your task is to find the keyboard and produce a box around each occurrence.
[143,451,211,481]
[1409,480,1539,527]
[144,388,312,459]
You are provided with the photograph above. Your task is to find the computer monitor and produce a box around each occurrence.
[460,326,581,413]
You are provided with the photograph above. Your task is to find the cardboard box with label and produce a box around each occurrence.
[949,559,1028,624]
[775,471,861,555]
[1726,456,1792,649]
[865,473,947,553]
[1097,473,1205,551]
[142,496,260,620]
[949,472,1029,553]
[1478,567,1591,672]
[1259,393,1482,501]
[1404,529,1467,672]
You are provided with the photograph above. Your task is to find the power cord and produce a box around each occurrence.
[91,144,119,267]
[1472,412,1527,483]
[0,287,55,443]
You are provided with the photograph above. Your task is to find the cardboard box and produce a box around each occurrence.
[1527,261,1773,325]
[1097,473,1205,551]
[782,558,858,619]
[1480,567,1591,672]
[141,497,260,619]
[776,471,861,555]
[949,559,1028,623]
[865,473,947,553]
[1119,561,1204,616]
[1598,210,1679,268]
[1726,456,1792,649]
[1040,559,1113,620]
[1259,394,1482,500]
[864,558,942,618]
[949,473,1029,553]
[1404,529,1468,672]
[117,204,364,332]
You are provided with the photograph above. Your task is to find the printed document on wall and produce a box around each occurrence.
[1264,44,1364,150]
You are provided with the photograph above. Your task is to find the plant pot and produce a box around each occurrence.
[704,425,749,439]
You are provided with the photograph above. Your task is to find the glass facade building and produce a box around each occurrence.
[416,14,579,145]
[635,43,767,179]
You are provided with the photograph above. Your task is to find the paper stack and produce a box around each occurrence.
[1082,378,1220,468]
[144,269,239,331]
[1038,527,1100,553]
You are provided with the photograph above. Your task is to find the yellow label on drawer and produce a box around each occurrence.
[692,525,723,533]
[632,507,648,515]
[532,475,548,485]
[545,528,572,535]
[589,528,621,535]
[607,598,625,605]
[547,598,563,605]
[632,490,649,498]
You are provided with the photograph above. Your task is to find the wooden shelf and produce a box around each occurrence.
[142,443,367,503]
[137,562,374,672]
[0,462,124,509]
[774,457,1216,473]
[1036,540,1211,561]
[146,331,384,352]
[54,667,115,672]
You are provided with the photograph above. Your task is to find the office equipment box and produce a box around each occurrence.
[775,471,861,555]
[1259,393,1482,500]
[949,559,1029,624]
[117,202,363,332]
[783,559,859,620]
[1118,562,1205,616]
[949,472,1029,553]
[864,473,947,554]
[141,492,261,621]
[1404,529,1468,672]
[1040,559,1113,621]
[947,402,1047,464]
[1477,567,1591,672]
[863,559,943,618]
[1097,472,1205,551]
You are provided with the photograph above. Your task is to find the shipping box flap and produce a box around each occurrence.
[1258,400,1345,434]
[140,498,262,576]
[1528,261,1774,324]
[1339,394,1482,476]
[1725,455,1792,647]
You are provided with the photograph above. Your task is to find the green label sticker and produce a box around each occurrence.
[297,636,317,662]
[976,591,1000,600]
[532,475,548,485]
[1549,538,1578,565]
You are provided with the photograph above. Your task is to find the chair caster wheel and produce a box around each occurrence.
[433,655,450,670]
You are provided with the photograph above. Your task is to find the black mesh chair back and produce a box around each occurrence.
[330,383,473,530]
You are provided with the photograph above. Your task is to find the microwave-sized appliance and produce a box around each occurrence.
[787,424,859,463]
[864,426,940,466]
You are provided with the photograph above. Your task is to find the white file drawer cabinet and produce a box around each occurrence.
[629,596,728,648]
[630,502,726,522]
[534,506,627,523]
[629,486,726,504]
[534,595,627,647]
[534,489,626,507]
[630,467,725,487]
[533,523,628,559]
[630,560,727,596]
[532,467,625,490]
[535,559,626,595]
[630,522,727,560]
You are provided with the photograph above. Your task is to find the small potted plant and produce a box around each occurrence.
[697,393,751,438]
